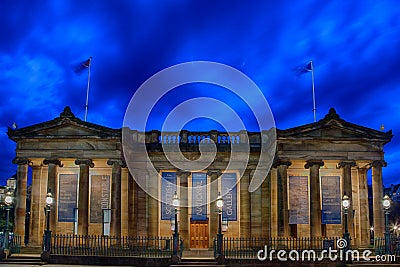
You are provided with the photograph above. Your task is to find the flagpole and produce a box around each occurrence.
[310,60,316,122]
[84,57,92,122]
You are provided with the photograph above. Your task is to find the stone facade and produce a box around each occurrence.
[7,107,392,249]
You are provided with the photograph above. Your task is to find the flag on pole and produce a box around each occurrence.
[295,61,313,75]
[72,56,92,121]
[294,60,317,122]
[74,57,92,74]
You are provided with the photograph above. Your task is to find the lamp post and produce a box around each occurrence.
[342,195,350,250]
[3,191,13,250]
[382,194,391,255]
[172,191,180,256]
[44,190,53,252]
[370,226,374,245]
[216,192,224,257]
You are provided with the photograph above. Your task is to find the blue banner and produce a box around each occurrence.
[221,173,237,221]
[58,174,78,222]
[321,176,341,224]
[90,175,110,223]
[289,176,309,224]
[192,172,208,221]
[161,172,177,220]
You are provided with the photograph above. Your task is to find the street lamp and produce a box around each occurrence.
[383,194,391,255]
[3,191,13,250]
[342,195,350,250]
[370,226,374,245]
[216,192,224,257]
[44,190,53,252]
[172,191,180,256]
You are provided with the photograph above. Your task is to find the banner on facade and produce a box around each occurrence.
[90,175,110,223]
[58,174,78,222]
[192,172,207,220]
[161,172,177,220]
[289,176,309,224]
[221,172,237,221]
[321,176,341,224]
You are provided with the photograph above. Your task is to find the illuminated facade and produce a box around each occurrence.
[7,107,392,249]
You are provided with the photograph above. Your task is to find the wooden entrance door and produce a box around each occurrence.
[190,220,209,248]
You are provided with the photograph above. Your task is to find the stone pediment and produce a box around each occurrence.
[278,108,392,144]
[8,106,120,140]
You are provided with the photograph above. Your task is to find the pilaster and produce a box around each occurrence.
[261,172,271,238]
[240,169,251,237]
[127,172,136,236]
[177,171,190,249]
[207,169,221,246]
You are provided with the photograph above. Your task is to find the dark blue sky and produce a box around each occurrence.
[1,1,399,186]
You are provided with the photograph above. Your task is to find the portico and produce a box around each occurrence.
[7,107,392,250]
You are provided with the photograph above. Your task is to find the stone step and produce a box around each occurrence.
[19,246,42,254]
[3,254,43,265]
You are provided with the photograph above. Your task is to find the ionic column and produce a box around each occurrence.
[261,172,271,238]
[274,159,291,237]
[305,159,324,237]
[43,159,63,233]
[337,161,357,240]
[240,169,251,237]
[107,159,125,237]
[75,159,94,235]
[208,170,221,247]
[371,160,386,238]
[12,158,30,238]
[127,172,136,236]
[358,167,371,247]
[177,171,190,249]
[29,164,43,246]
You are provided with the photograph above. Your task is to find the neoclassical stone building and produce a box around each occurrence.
[7,107,392,249]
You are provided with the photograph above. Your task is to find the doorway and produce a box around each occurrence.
[190,219,209,248]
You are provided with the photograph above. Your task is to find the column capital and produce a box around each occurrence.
[107,159,126,168]
[207,169,222,177]
[304,159,324,169]
[371,160,387,168]
[272,158,292,168]
[176,170,191,177]
[43,159,64,167]
[12,157,31,165]
[337,160,357,169]
[74,159,95,168]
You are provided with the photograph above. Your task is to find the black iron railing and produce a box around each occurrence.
[375,235,400,256]
[0,233,22,254]
[216,236,343,259]
[51,235,179,258]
